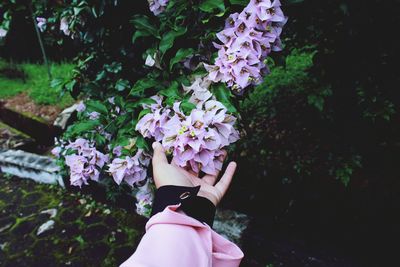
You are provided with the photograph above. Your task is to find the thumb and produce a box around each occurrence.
[152,142,168,165]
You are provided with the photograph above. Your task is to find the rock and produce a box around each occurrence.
[37,220,55,236]
[0,149,64,187]
[0,122,34,150]
[213,209,250,246]
[41,208,58,219]
[53,104,77,130]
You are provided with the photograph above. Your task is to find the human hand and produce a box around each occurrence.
[151,142,237,206]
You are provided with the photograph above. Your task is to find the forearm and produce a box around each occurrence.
[120,186,243,267]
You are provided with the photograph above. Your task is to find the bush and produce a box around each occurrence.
[15,0,289,217]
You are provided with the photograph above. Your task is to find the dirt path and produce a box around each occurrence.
[2,93,62,123]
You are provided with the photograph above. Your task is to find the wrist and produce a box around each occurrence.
[197,189,218,206]
[151,185,216,227]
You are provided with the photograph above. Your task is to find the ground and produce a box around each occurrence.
[0,175,146,267]
[2,93,62,123]
[0,60,75,123]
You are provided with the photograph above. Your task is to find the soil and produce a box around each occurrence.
[2,93,62,123]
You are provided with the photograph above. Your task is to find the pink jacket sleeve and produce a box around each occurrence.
[120,205,244,267]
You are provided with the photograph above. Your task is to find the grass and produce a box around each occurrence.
[0,60,75,108]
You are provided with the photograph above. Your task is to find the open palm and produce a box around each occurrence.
[151,142,237,206]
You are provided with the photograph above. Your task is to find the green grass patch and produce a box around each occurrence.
[0,60,75,108]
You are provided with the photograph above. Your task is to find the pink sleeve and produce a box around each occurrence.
[120,205,244,267]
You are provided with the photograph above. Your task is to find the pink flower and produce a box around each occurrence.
[135,97,170,141]
[148,0,169,16]
[135,179,154,217]
[60,17,71,36]
[88,111,100,120]
[206,0,286,92]
[64,138,109,187]
[0,28,7,38]
[182,77,213,107]
[136,93,240,175]
[65,154,88,187]
[107,150,150,186]
[76,101,86,112]
[36,17,47,32]
[51,146,62,158]
[107,97,115,104]
[112,146,122,156]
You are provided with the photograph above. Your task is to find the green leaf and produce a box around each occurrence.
[64,80,77,92]
[129,78,159,97]
[159,27,187,55]
[159,81,179,104]
[125,98,157,110]
[86,100,109,114]
[104,62,122,73]
[115,79,130,92]
[132,30,151,43]
[114,134,131,147]
[116,113,131,126]
[95,70,107,81]
[73,7,85,16]
[50,78,64,89]
[169,48,194,70]
[307,95,324,111]
[94,133,107,147]
[136,135,150,150]
[67,120,101,136]
[138,109,152,120]
[229,0,248,6]
[130,15,160,38]
[180,100,197,115]
[199,0,225,13]
[212,84,237,113]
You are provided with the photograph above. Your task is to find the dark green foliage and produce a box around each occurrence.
[227,2,400,265]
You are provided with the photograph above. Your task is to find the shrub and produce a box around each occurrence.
[17,0,289,216]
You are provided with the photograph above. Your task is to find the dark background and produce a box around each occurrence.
[2,0,400,266]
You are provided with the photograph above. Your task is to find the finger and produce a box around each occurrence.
[203,150,227,185]
[152,142,168,165]
[171,157,179,167]
[203,174,217,185]
[215,161,237,197]
[171,157,198,177]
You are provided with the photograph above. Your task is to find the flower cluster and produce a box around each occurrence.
[148,0,169,16]
[135,179,154,217]
[107,149,151,187]
[205,0,286,93]
[64,138,109,187]
[136,78,240,175]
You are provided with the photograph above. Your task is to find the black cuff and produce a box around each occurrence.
[151,185,216,227]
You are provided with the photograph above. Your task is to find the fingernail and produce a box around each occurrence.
[152,142,157,149]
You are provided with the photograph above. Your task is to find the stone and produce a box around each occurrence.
[37,220,55,236]
[53,104,78,130]
[0,122,34,150]
[41,208,58,219]
[0,149,64,187]
[213,209,251,245]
